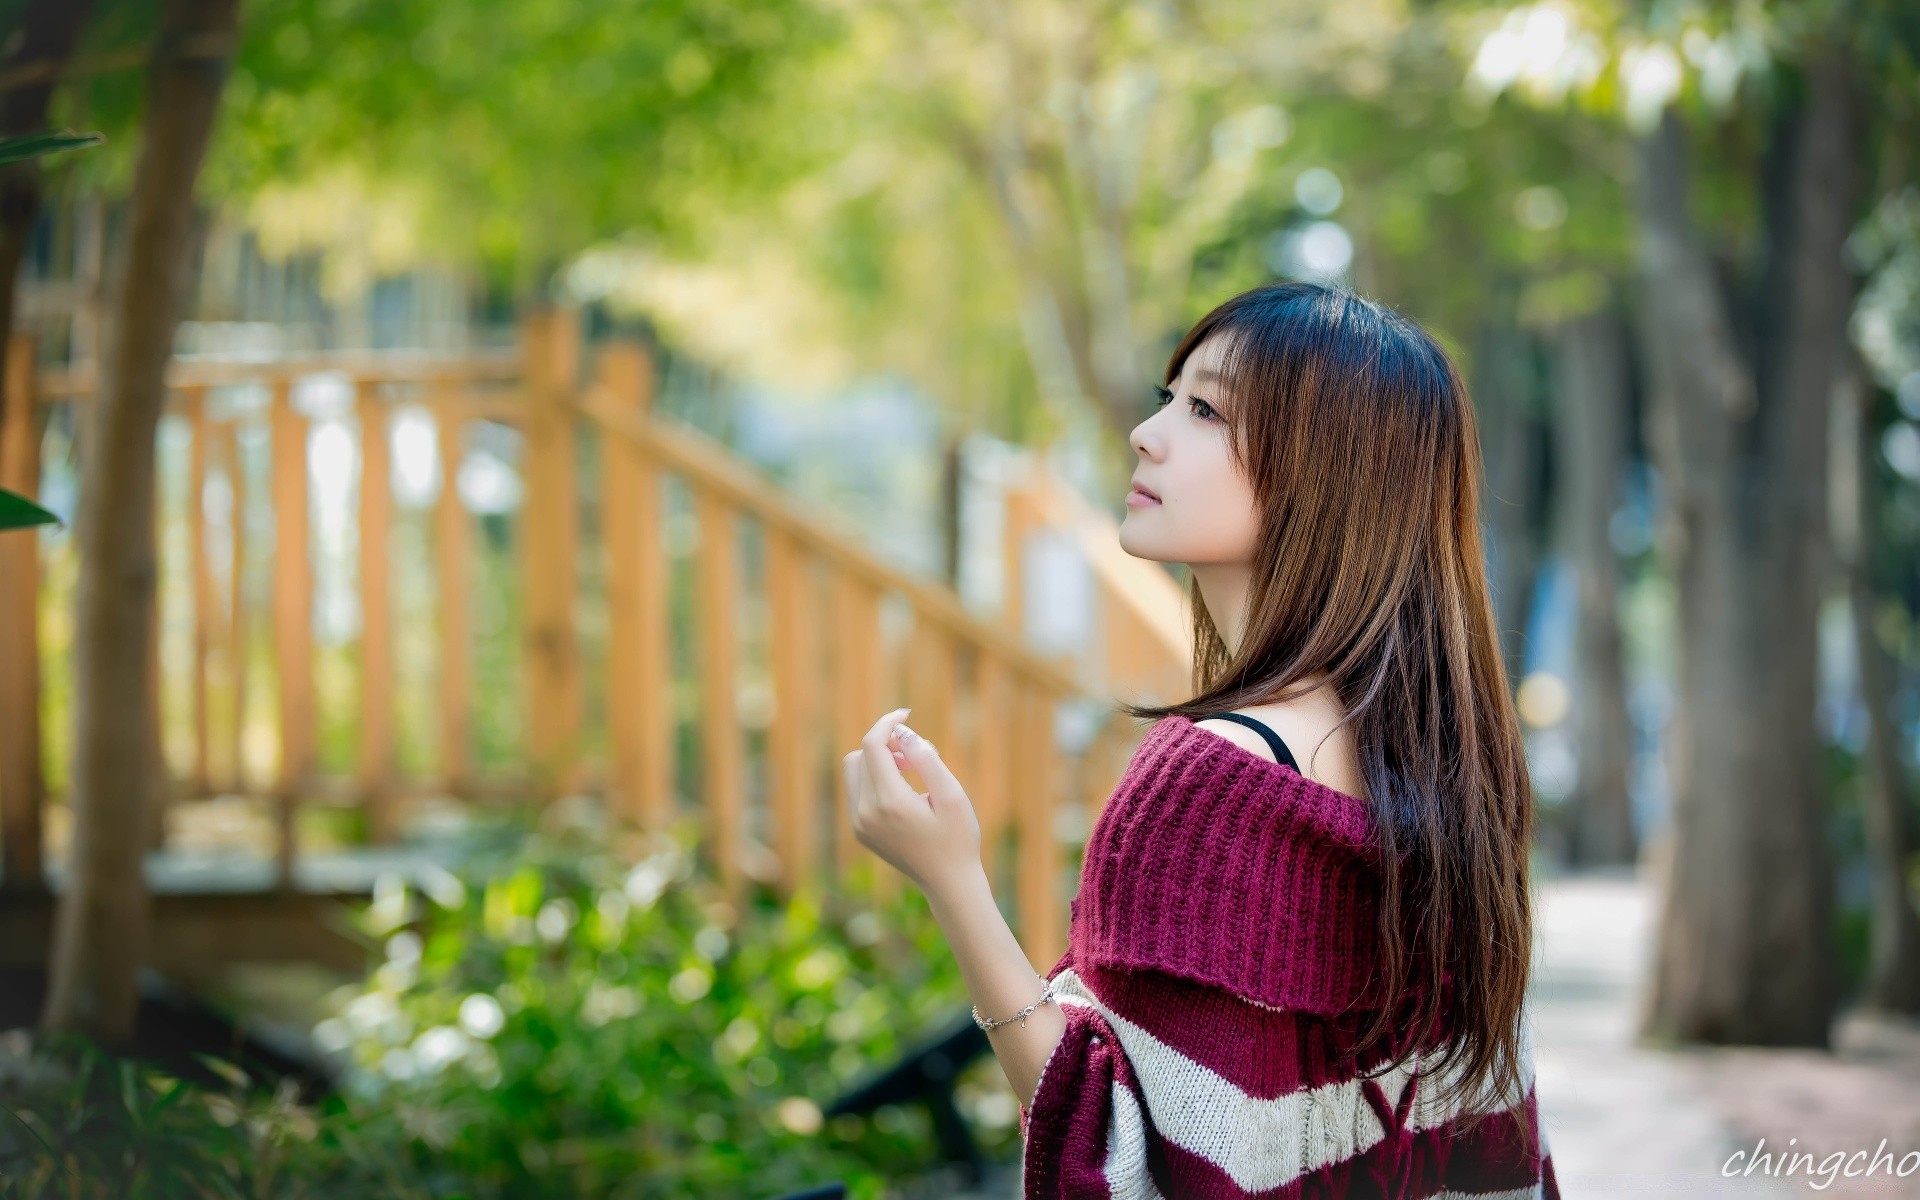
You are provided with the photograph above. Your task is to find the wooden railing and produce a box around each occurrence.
[1001,463,1192,707]
[0,311,1180,968]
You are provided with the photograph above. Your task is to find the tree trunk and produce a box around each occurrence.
[1475,310,1543,688]
[1835,354,1920,1013]
[1552,307,1636,866]
[1635,50,1861,1047]
[41,0,241,1043]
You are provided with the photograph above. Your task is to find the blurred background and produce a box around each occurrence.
[0,0,1916,1195]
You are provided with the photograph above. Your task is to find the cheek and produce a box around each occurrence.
[1174,473,1260,562]
[1139,441,1260,563]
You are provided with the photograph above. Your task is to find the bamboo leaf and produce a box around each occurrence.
[0,489,58,530]
[0,131,104,167]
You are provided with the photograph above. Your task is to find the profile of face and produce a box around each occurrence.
[1119,332,1260,568]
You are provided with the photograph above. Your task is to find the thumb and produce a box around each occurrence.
[895,726,963,800]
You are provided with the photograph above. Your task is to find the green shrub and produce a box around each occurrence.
[0,809,1022,1198]
[301,807,1022,1198]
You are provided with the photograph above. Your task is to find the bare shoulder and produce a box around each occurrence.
[1199,698,1367,801]
[1191,717,1279,764]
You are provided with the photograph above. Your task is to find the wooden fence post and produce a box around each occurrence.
[519,309,583,795]
[431,377,472,794]
[598,342,671,833]
[831,573,887,891]
[765,527,815,894]
[1014,680,1064,969]
[0,334,43,889]
[1001,477,1038,640]
[270,379,311,884]
[970,653,1011,890]
[357,380,395,841]
[225,420,248,792]
[187,385,211,796]
[694,488,742,901]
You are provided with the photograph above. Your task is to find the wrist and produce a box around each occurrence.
[922,859,993,913]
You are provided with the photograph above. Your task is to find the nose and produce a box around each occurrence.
[1130,415,1161,461]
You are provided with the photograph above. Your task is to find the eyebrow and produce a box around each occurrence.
[1187,367,1225,385]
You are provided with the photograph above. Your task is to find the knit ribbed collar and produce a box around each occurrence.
[1066,713,1386,1015]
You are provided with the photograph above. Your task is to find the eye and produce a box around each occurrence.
[1151,382,1220,422]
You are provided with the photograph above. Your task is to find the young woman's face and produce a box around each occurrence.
[1119,332,1261,567]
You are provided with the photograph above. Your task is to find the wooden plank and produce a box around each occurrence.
[906,615,955,759]
[430,378,470,793]
[148,545,167,849]
[970,654,1011,887]
[356,381,395,841]
[518,310,582,794]
[225,420,248,793]
[187,386,211,795]
[1001,480,1037,639]
[830,572,887,893]
[0,334,43,888]
[1013,680,1063,970]
[269,380,312,882]
[37,348,521,400]
[694,487,743,902]
[596,343,671,832]
[0,889,368,975]
[765,526,815,895]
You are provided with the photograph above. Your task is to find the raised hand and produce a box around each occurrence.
[842,707,984,897]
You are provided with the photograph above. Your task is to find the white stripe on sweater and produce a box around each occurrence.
[1049,967,1538,1194]
[1102,1057,1167,1199]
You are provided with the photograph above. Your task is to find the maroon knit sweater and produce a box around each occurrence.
[1017,713,1559,1200]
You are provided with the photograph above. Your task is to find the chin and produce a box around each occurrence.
[1116,520,1176,564]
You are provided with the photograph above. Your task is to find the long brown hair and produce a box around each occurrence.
[1119,282,1536,1138]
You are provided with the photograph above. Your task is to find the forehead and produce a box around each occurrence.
[1177,331,1236,388]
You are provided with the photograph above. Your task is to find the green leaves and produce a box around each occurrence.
[0,488,58,531]
[303,810,1012,1198]
[2,811,1020,1197]
[0,130,104,167]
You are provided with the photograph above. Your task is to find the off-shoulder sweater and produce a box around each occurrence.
[1016,713,1559,1199]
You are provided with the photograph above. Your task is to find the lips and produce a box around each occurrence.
[1130,481,1160,501]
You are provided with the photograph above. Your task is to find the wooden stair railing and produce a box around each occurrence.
[1001,459,1192,708]
[570,323,1095,967]
[0,313,1174,969]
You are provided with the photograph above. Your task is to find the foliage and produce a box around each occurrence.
[0,131,102,168]
[0,809,1021,1198]
[206,0,847,292]
[0,1034,320,1199]
[0,489,57,531]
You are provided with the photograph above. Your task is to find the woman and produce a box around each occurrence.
[844,282,1558,1198]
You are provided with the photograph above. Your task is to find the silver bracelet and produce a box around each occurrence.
[972,974,1057,1032]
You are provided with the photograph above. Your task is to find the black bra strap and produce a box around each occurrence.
[1192,711,1299,772]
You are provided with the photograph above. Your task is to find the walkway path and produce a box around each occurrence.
[1532,871,1920,1199]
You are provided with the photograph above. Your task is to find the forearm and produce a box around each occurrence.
[924,863,1067,1110]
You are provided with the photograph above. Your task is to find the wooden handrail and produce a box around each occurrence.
[35,348,520,399]
[577,388,1085,699]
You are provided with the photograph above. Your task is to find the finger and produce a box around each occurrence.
[861,707,911,750]
[841,751,860,812]
[893,724,962,799]
[860,707,915,798]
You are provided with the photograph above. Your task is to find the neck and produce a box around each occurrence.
[1192,561,1338,702]
[1190,561,1254,655]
